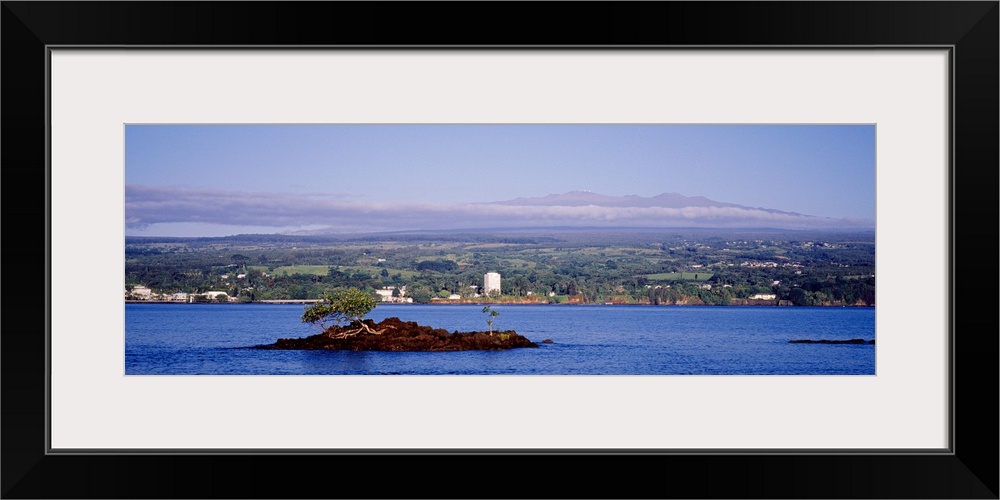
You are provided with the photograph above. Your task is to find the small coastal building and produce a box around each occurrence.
[749,293,777,300]
[129,286,153,299]
[202,291,231,302]
[376,286,413,303]
[375,287,395,301]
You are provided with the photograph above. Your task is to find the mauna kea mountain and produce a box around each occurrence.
[494,191,784,212]
[269,190,873,235]
[480,191,870,231]
[133,185,871,236]
[124,175,877,236]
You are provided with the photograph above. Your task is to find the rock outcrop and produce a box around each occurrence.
[256,317,538,351]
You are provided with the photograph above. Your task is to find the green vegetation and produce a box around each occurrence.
[482,306,500,335]
[644,272,714,281]
[125,229,875,307]
[270,265,333,277]
[302,287,380,336]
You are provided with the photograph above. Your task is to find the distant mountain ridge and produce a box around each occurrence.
[491,190,802,215]
[126,185,873,237]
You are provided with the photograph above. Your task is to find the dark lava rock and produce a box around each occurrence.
[789,338,875,345]
[256,317,538,352]
[541,339,555,344]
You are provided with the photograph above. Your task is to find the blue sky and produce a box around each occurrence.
[125,124,875,236]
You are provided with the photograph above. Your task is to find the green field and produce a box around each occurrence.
[269,265,331,277]
[644,272,714,281]
[273,264,422,280]
[347,266,419,279]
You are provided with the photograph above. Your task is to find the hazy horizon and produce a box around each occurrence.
[125,124,876,237]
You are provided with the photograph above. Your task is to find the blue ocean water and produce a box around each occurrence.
[124,303,875,375]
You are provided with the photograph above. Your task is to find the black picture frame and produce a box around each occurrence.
[3,2,996,498]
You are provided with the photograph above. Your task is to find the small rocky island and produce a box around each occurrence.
[257,317,538,352]
[256,288,537,352]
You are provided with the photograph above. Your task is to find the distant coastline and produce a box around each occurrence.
[125,299,872,307]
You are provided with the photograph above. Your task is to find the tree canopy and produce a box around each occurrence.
[302,287,378,333]
[482,306,500,335]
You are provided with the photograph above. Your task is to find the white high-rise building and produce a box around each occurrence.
[484,272,501,296]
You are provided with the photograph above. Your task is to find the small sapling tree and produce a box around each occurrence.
[303,287,381,338]
[482,305,500,336]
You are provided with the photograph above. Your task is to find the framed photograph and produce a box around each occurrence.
[120,121,878,378]
[4,2,996,498]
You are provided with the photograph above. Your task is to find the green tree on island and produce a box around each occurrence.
[482,306,500,336]
[302,287,382,337]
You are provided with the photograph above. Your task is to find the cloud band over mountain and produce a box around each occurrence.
[125,185,874,234]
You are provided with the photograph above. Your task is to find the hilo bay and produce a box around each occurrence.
[125,303,875,375]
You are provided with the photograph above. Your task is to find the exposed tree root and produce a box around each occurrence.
[325,322,385,339]
[357,322,385,335]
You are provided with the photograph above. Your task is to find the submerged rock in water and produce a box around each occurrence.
[789,339,875,345]
[256,317,538,352]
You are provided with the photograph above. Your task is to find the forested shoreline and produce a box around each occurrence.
[125,229,875,307]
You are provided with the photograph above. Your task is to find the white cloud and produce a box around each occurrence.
[126,185,874,234]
